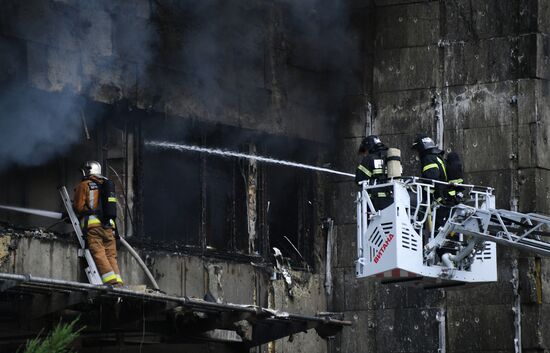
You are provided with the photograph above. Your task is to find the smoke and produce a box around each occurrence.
[151,0,358,111]
[0,0,358,170]
[151,0,266,104]
[0,0,155,170]
[280,0,358,72]
[0,85,86,170]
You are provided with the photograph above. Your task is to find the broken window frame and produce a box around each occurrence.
[135,118,318,269]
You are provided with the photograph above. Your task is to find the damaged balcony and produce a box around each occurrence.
[0,273,349,352]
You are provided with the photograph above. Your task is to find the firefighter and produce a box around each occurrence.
[411,135,448,201]
[411,135,449,230]
[355,135,392,210]
[445,152,465,205]
[74,161,123,286]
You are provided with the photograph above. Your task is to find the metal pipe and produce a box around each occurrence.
[361,186,369,277]
[117,235,160,290]
[398,176,494,193]
[440,253,455,268]
[356,192,363,260]
[361,185,369,229]
[436,308,446,353]
[0,204,63,219]
[80,109,91,140]
[434,92,444,150]
[511,260,522,353]
[324,218,334,297]
[0,272,147,297]
[108,165,136,234]
[0,272,352,326]
[0,272,240,313]
[359,182,376,215]
[448,239,477,263]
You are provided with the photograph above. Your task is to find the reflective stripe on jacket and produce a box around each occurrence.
[421,156,447,181]
[355,148,388,185]
[79,216,115,229]
[74,176,115,229]
[447,178,464,197]
[420,153,449,201]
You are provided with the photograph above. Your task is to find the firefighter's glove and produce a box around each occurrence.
[113,229,121,240]
[432,197,444,207]
[456,192,464,203]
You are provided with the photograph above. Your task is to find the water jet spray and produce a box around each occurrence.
[145,140,355,178]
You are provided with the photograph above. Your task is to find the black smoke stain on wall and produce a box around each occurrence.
[0,0,156,170]
[0,0,360,169]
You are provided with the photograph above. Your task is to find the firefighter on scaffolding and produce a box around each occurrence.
[74,161,123,286]
[355,135,393,210]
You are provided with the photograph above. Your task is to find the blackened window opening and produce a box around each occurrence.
[140,118,317,267]
[142,121,202,246]
[202,129,248,252]
[262,146,316,269]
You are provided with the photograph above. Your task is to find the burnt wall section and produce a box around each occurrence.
[332,1,550,353]
[0,0,362,144]
[0,1,365,352]
[138,117,320,269]
[0,231,330,353]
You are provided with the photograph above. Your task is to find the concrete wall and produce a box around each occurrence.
[332,1,550,352]
[0,230,329,353]
[3,0,550,352]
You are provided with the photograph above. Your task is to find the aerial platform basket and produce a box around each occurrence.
[356,178,498,283]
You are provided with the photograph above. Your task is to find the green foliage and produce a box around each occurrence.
[20,318,83,353]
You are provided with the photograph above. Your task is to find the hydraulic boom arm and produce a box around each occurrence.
[425,204,550,268]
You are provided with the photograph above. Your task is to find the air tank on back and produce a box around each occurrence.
[386,148,402,178]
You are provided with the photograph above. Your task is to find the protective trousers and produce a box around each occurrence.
[87,227,122,285]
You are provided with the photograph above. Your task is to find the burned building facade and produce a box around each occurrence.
[1,0,550,352]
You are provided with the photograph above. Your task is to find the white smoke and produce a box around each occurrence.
[0,85,85,169]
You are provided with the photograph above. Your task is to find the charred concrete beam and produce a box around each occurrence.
[29,290,92,319]
[0,280,17,293]
[247,143,258,254]
[0,273,349,349]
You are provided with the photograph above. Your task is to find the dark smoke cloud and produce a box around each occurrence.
[0,0,155,170]
[151,0,358,107]
[151,0,266,104]
[280,0,359,72]
[0,0,357,170]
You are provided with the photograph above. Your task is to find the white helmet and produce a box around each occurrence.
[82,161,102,177]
